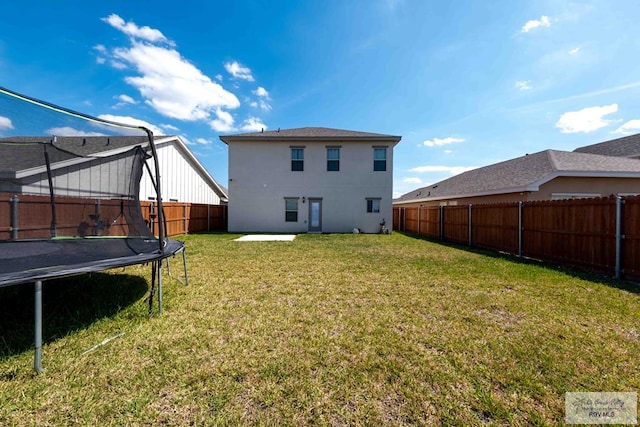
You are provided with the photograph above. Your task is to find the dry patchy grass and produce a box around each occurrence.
[1,232,639,425]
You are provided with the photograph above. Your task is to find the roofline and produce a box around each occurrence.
[219,135,402,144]
[7,135,228,201]
[393,170,640,205]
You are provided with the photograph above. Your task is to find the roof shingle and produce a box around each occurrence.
[395,149,640,203]
[220,127,401,143]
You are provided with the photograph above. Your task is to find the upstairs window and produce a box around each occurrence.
[327,147,340,171]
[291,148,304,171]
[373,147,387,171]
[366,198,381,213]
[285,198,299,222]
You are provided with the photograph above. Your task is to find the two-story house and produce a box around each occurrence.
[220,127,402,233]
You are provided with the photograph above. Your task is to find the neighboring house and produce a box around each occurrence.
[394,149,640,207]
[0,135,227,205]
[220,127,402,233]
[574,132,640,159]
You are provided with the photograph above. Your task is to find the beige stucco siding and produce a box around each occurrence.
[228,140,394,233]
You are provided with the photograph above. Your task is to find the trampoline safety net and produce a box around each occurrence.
[0,87,182,287]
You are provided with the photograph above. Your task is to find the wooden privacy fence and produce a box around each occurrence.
[141,201,227,237]
[0,192,227,240]
[394,196,640,282]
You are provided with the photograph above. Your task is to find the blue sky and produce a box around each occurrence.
[2,0,640,197]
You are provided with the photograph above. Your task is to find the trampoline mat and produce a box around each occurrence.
[0,238,184,287]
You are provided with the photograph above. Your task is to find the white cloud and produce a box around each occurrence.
[250,88,272,110]
[112,42,240,121]
[521,15,551,33]
[195,137,212,145]
[96,57,106,65]
[409,165,477,175]
[422,136,464,147]
[240,117,267,132]
[0,116,14,130]
[569,47,580,55]
[614,119,640,135]
[556,104,618,133]
[97,114,163,135]
[515,80,532,91]
[93,44,107,54]
[102,17,240,123]
[253,87,270,98]
[215,74,223,81]
[46,127,105,137]
[116,94,136,104]
[210,109,235,132]
[403,177,422,184]
[224,61,255,82]
[102,14,171,44]
[444,150,453,154]
[160,123,179,132]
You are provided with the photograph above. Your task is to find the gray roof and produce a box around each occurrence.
[220,127,401,143]
[574,133,640,158]
[0,136,152,174]
[395,149,640,204]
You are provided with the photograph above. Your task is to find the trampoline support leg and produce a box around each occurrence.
[182,248,189,286]
[157,262,163,316]
[34,280,44,374]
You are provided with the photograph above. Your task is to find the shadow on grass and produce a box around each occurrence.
[0,273,148,360]
[397,231,640,295]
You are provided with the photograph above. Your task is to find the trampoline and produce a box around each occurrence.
[0,87,186,372]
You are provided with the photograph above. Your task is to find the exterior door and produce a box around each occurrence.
[308,198,322,232]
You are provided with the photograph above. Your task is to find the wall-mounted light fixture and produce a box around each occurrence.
[302,196,306,203]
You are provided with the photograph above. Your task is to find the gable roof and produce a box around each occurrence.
[573,133,640,158]
[220,127,401,143]
[0,136,150,175]
[395,149,640,204]
[0,135,228,201]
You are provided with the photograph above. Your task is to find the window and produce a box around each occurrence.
[373,147,387,171]
[285,198,299,222]
[327,147,340,171]
[366,198,381,213]
[291,148,304,171]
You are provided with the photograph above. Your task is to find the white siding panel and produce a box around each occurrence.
[140,142,222,204]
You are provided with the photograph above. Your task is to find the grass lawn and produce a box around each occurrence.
[1,232,639,425]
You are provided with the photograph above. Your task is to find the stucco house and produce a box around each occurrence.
[0,135,228,205]
[220,127,401,233]
[394,149,640,207]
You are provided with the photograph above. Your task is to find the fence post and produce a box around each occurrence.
[417,206,421,235]
[207,204,211,232]
[518,201,523,257]
[10,195,18,240]
[615,196,624,279]
[439,205,444,240]
[468,204,473,246]
[402,207,406,232]
[183,203,188,234]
